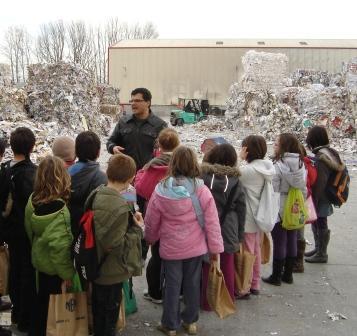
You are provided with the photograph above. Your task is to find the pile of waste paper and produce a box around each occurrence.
[0,62,115,163]
[225,51,356,154]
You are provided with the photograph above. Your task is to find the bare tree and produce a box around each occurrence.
[36,21,65,63]
[2,26,32,83]
[67,21,95,70]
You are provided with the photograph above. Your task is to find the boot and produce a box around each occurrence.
[305,229,330,263]
[305,224,318,257]
[262,259,284,286]
[282,257,294,284]
[293,240,306,273]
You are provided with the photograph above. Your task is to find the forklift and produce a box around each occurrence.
[170,98,209,126]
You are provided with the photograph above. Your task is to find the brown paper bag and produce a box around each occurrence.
[0,246,9,295]
[260,232,271,265]
[46,291,88,336]
[116,290,126,331]
[206,261,236,319]
[234,245,256,294]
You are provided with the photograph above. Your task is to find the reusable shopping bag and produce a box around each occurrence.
[123,278,137,315]
[305,195,317,224]
[0,246,9,295]
[207,261,236,319]
[234,245,256,293]
[46,274,88,336]
[282,188,308,230]
[260,232,271,265]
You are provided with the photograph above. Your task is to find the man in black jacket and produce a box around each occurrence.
[107,88,167,261]
[106,88,167,170]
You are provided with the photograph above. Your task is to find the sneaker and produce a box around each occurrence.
[143,292,163,304]
[182,322,197,335]
[157,323,176,336]
[250,289,260,296]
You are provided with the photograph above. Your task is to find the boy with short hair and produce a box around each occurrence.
[52,135,76,168]
[68,131,107,236]
[89,154,143,336]
[0,127,37,332]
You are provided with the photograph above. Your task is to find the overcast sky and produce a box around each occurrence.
[1,0,356,40]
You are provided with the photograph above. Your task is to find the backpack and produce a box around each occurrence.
[282,188,307,230]
[72,189,103,282]
[326,166,350,207]
[245,179,280,233]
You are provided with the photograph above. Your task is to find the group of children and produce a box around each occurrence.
[0,124,344,336]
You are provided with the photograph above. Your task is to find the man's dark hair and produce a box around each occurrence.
[75,131,101,162]
[204,143,237,167]
[131,88,152,102]
[0,138,7,157]
[306,126,329,150]
[10,127,36,156]
[241,135,267,163]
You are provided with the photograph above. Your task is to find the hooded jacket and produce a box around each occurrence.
[239,159,276,233]
[134,153,171,201]
[68,161,107,236]
[201,163,246,253]
[312,145,344,217]
[89,186,143,285]
[144,177,224,260]
[24,197,74,280]
[273,153,307,217]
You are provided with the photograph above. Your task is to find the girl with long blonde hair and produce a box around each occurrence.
[25,155,74,336]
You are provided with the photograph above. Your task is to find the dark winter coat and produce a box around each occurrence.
[312,146,344,217]
[68,161,107,236]
[0,158,37,242]
[201,163,246,254]
[106,111,167,170]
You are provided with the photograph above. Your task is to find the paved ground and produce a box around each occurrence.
[119,172,357,336]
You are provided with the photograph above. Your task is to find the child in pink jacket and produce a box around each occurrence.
[135,128,180,304]
[145,146,224,336]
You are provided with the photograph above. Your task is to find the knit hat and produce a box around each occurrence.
[52,136,75,162]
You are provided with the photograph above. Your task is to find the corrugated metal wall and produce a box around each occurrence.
[109,47,357,106]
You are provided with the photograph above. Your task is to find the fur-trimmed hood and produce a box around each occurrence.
[200,163,241,177]
[314,146,345,172]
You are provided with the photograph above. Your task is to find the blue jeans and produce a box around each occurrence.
[161,255,203,330]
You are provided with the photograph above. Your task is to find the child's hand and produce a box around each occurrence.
[210,254,218,262]
[132,211,144,229]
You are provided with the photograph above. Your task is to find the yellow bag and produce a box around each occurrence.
[0,246,9,295]
[260,232,271,265]
[47,291,88,336]
[234,245,256,294]
[206,261,236,319]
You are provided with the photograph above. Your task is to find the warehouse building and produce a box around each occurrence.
[108,39,357,107]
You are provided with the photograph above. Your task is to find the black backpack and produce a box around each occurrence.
[72,188,104,281]
[326,166,350,207]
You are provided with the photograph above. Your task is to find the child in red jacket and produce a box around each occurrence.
[134,128,180,304]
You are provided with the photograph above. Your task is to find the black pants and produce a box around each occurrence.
[8,237,36,330]
[92,282,123,336]
[137,195,149,260]
[29,272,62,336]
[146,241,162,300]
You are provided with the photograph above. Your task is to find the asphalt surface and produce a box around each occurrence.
[120,172,357,336]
